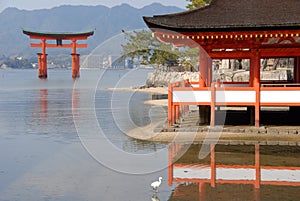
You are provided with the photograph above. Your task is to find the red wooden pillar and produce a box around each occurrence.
[210,82,216,126]
[249,57,254,87]
[37,39,48,79]
[42,53,48,78]
[72,39,80,78]
[72,53,80,78]
[199,49,210,124]
[172,104,176,125]
[199,49,207,88]
[294,57,300,83]
[251,50,261,127]
[175,105,180,123]
[168,83,173,126]
[37,53,48,78]
[207,56,212,87]
[37,53,43,78]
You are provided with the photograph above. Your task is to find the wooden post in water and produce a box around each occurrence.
[72,54,80,78]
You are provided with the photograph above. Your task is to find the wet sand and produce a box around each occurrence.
[105,86,168,94]
[106,86,168,106]
[144,99,168,106]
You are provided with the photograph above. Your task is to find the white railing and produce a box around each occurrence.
[168,80,300,126]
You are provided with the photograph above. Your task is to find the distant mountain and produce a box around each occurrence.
[0,3,183,57]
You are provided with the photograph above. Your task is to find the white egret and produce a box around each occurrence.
[151,177,162,191]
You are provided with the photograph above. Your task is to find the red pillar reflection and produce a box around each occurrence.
[168,144,174,187]
[210,144,216,188]
[72,89,80,121]
[39,89,48,121]
[199,182,205,201]
[255,144,260,189]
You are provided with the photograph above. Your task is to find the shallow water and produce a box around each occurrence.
[0,69,171,201]
[0,69,299,201]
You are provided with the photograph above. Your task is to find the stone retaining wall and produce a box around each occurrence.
[146,69,292,87]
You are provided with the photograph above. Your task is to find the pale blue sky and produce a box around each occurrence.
[0,0,187,11]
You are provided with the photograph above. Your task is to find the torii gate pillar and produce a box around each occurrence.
[37,53,48,78]
[72,54,80,78]
[71,38,81,78]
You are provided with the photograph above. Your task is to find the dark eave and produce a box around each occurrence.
[143,0,300,32]
[22,29,95,39]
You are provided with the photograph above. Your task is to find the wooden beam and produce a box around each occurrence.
[30,43,88,49]
[209,51,253,59]
[29,35,89,40]
[183,30,300,38]
[209,48,300,59]
[260,48,300,57]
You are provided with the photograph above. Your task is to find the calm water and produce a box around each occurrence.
[0,69,300,201]
[0,69,171,201]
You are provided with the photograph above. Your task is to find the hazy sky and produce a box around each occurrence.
[0,0,188,11]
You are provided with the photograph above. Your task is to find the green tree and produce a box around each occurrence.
[186,0,211,10]
[121,30,181,69]
[121,30,199,71]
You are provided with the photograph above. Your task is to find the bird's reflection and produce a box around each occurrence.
[151,194,160,201]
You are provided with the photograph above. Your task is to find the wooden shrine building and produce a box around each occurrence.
[143,0,300,127]
[23,30,94,79]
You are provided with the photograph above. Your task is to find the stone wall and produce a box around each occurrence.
[146,70,199,87]
[146,69,292,87]
[215,69,292,82]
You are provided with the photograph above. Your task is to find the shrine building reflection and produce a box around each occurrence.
[168,143,300,201]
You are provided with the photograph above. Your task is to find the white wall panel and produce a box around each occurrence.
[173,91,211,103]
[261,91,300,103]
[216,91,256,103]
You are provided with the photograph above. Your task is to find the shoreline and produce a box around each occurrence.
[127,124,300,145]
[107,86,300,145]
[105,86,168,94]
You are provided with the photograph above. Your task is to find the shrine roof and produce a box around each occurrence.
[143,0,300,32]
[23,29,94,39]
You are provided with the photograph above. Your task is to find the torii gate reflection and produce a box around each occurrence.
[168,143,300,201]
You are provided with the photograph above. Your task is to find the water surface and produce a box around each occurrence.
[0,69,299,201]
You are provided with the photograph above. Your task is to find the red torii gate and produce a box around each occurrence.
[23,30,94,79]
